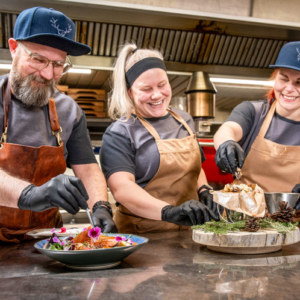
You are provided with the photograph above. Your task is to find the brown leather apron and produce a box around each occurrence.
[114,109,201,233]
[0,82,66,243]
[240,101,300,192]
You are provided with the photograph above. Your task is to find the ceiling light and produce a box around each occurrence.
[68,68,92,74]
[210,77,274,87]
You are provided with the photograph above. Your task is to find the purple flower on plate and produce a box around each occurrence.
[115,235,126,241]
[53,236,60,243]
[51,228,56,233]
[88,226,101,239]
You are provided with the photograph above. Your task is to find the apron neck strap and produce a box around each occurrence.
[49,97,62,146]
[49,97,61,132]
[167,109,194,136]
[1,80,11,143]
[2,79,11,130]
[137,108,194,140]
[257,100,276,137]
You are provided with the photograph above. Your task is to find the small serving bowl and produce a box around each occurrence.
[264,192,300,214]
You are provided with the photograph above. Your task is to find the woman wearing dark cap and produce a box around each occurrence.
[100,43,218,233]
[213,41,300,208]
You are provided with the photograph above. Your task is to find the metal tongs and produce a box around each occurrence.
[234,167,242,181]
[218,167,243,223]
[86,208,95,228]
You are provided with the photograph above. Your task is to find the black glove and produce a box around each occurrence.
[198,185,221,218]
[161,199,219,226]
[18,174,88,214]
[292,184,300,193]
[292,184,300,210]
[92,201,118,233]
[215,140,245,174]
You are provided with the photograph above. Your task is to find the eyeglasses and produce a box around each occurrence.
[18,42,72,75]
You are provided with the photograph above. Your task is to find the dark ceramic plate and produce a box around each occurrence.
[34,234,148,270]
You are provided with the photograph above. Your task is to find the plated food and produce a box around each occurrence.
[194,178,300,254]
[45,226,137,251]
[34,226,148,270]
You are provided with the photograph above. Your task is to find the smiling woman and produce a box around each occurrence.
[213,41,300,203]
[99,43,220,234]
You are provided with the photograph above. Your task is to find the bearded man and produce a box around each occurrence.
[0,7,117,243]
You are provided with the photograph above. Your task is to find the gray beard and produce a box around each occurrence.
[9,69,57,107]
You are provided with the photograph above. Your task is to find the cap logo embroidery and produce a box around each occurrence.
[50,17,72,37]
[297,48,300,62]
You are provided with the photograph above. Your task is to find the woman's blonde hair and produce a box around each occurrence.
[108,43,164,120]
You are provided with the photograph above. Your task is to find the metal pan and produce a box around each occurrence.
[264,192,300,214]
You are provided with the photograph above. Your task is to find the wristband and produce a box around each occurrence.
[92,201,113,216]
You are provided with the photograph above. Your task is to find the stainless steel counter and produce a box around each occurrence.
[1,230,300,299]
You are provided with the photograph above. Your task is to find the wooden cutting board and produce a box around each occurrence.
[192,228,300,254]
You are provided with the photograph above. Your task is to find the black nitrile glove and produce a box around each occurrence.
[292,184,300,193]
[215,140,245,174]
[92,201,118,233]
[292,184,300,210]
[18,174,88,214]
[161,199,219,226]
[198,185,221,219]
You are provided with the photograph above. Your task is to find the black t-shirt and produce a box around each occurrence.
[227,100,300,157]
[100,108,205,188]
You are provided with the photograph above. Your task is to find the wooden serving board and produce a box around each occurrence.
[192,228,300,254]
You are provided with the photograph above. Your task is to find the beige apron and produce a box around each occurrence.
[0,81,66,242]
[240,101,300,192]
[114,109,201,233]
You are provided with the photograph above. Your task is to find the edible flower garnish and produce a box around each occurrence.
[50,227,67,234]
[60,227,66,233]
[115,235,126,241]
[52,236,60,243]
[88,226,101,239]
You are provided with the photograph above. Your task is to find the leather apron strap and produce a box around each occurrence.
[240,101,300,192]
[115,109,201,233]
[0,83,66,242]
[0,80,11,144]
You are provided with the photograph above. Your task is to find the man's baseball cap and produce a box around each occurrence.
[269,41,300,72]
[13,7,91,56]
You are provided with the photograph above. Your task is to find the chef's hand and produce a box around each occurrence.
[92,201,118,233]
[198,185,221,219]
[215,140,245,174]
[161,200,219,226]
[18,174,88,214]
[292,184,300,210]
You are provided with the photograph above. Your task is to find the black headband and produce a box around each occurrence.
[125,57,167,89]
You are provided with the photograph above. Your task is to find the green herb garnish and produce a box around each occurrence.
[192,220,247,234]
[192,219,298,235]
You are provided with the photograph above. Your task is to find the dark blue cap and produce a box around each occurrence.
[13,7,91,56]
[269,41,300,72]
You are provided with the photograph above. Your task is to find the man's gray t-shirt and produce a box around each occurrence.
[100,108,205,188]
[227,100,300,157]
[0,75,96,167]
